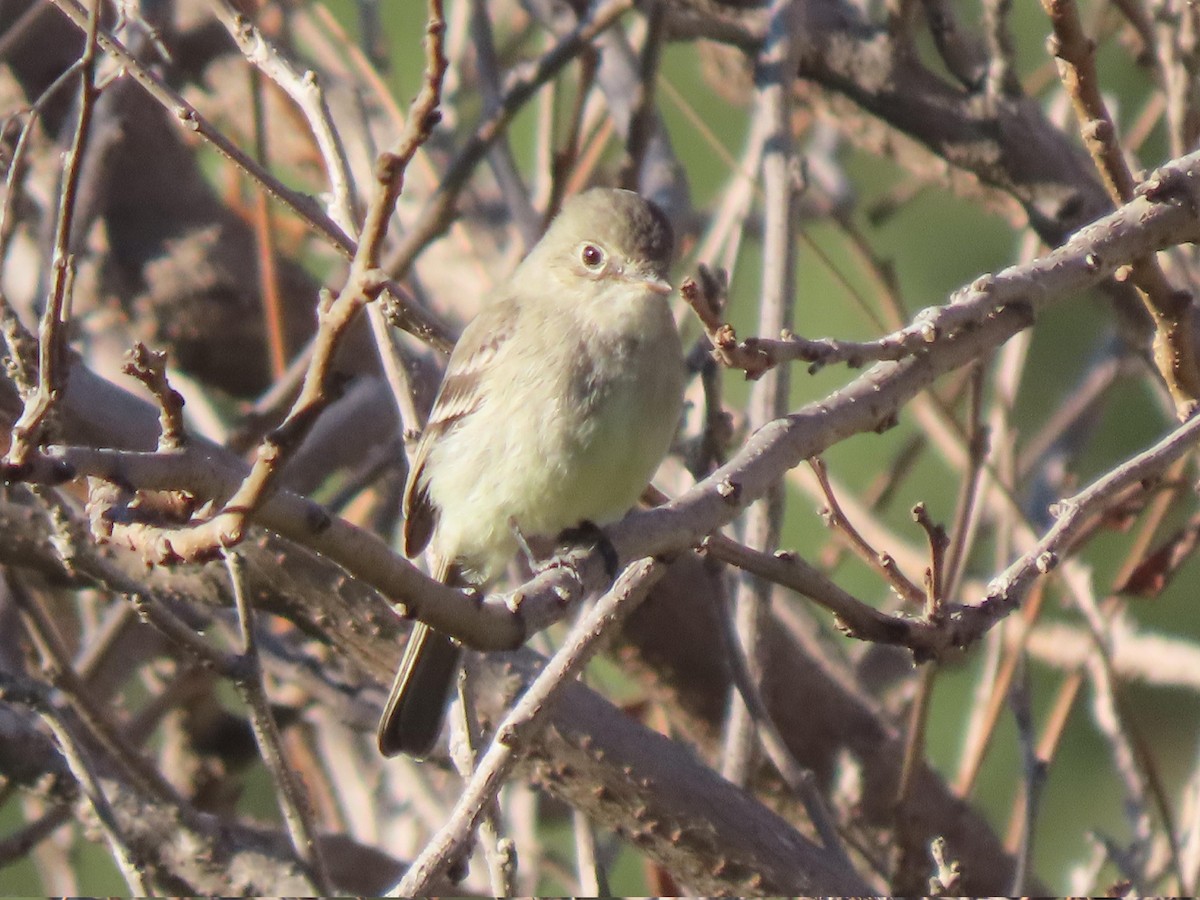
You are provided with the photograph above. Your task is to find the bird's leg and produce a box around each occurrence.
[507,516,541,572]
[506,517,620,580]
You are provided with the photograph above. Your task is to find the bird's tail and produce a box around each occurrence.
[377,621,462,757]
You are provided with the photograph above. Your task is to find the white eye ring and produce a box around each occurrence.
[580,243,606,270]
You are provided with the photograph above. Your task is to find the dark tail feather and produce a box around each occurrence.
[376,622,462,757]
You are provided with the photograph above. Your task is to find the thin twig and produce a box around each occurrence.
[1017,352,1127,478]
[6,0,102,468]
[806,439,926,576]
[809,457,926,606]
[831,212,909,330]
[892,662,937,893]
[121,343,187,451]
[618,0,666,189]
[714,588,852,869]
[928,835,962,893]
[682,265,952,379]
[1086,650,1154,888]
[468,0,539,248]
[955,582,1048,798]
[920,0,988,90]
[951,319,1029,800]
[1127,710,1187,891]
[45,0,454,354]
[304,4,407,133]
[1044,0,1200,414]
[967,410,1200,644]
[392,559,666,895]
[543,43,597,220]
[690,128,760,277]
[0,673,151,894]
[982,0,1021,99]
[0,62,79,269]
[448,664,518,897]
[224,550,330,894]
[1110,0,1156,68]
[1150,2,1200,157]
[572,809,610,896]
[1007,655,1046,894]
[248,66,288,379]
[207,0,361,229]
[941,361,989,602]
[100,0,447,562]
[0,806,72,866]
[8,574,184,807]
[700,532,927,647]
[910,502,949,620]
[381,0,636,283]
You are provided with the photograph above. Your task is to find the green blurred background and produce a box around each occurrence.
[7,1,1200,893]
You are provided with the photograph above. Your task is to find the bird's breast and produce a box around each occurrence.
[424,290,684,577]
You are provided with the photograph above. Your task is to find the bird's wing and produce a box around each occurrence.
[402,296,519,557]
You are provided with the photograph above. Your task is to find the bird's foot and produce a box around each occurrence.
[552,520,620,580]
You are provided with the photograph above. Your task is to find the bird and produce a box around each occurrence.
[377,187,685,757]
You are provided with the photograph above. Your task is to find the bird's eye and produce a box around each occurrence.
[580,243,605,270]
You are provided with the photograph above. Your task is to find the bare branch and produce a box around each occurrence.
[1043,0,1200,414]
[394,560,669,895]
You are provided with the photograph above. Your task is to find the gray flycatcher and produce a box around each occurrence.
[377,187,685,757]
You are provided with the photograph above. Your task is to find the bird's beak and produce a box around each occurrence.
[618,263,672,295]
[638,273,673,295]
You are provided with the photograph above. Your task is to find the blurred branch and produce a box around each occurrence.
[395,560,669,895]
[208,0,361,228]
[68,0,448,564]
[972,410,1200,648]
[1007,657,1046,894]
[721,0,799,788]
[714,582,850,869]
[382,0,636,282]
[0,673,151,894]
[6,1,1200,893]
[11,147,1200,663]
[44,0,455,354]
[225,550,330,893]
[1025,619,1200,691]
[5,0,100,468]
